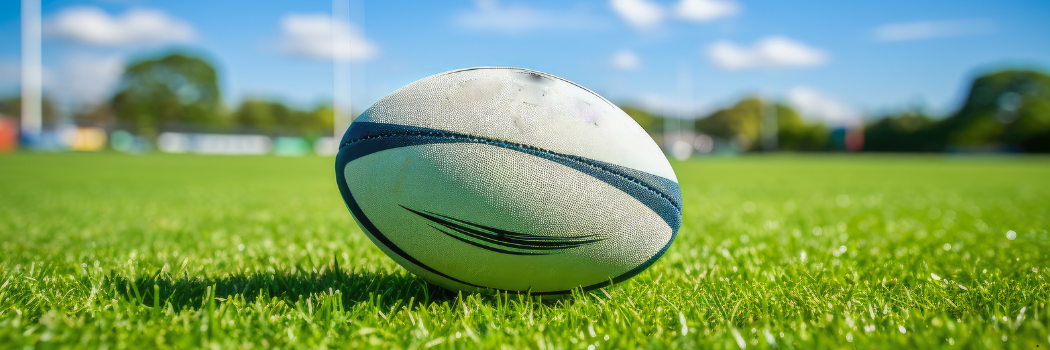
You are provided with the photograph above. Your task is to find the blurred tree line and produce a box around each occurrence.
[864,70,1050,152]
[4,50,1046,152]
[622,97,831,152]
[73,53,334,137]
[695,98,829,151]
[621,69,1050,153]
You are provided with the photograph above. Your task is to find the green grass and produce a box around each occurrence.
[1,153,1048,349]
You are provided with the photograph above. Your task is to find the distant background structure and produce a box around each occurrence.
[0,0,1047,155]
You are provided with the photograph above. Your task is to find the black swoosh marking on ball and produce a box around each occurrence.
[335,120,682,295]
[425,209,596,244]
[402,205,604,254]
[334,156,490,290]
[425,224,547,256]
[404,205,604,248]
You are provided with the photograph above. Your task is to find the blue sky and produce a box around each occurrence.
[1,0,1048,124]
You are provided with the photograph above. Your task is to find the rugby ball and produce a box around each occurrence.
[335,67,681,296]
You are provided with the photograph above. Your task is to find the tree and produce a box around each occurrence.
[694,97,828,152]
[233,99,281,131]
[73,104,116,128]
[940,69,1050,151]
[695,97,763,150]
[862,69,1050,152]
[233,99,336,136]
[309,105,335,134]
[111,53,223,134]
[0,95,58,129]
[862,110,937,152]
[775,104,829,151]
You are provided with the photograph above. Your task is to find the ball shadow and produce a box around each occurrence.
[108,258,463,311]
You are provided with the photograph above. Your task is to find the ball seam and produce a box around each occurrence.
[339,130,682,213]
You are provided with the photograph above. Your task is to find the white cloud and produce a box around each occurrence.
[44,7,194,46]
[279,14,377,62]
[455,0,606,33]
[787,86,860,126]
[873,19,991,42]
[611,0,737,30]
[675,0,739,22]
[610,0,664,30]
[707,36,827,70]
[44,54,125,103]
[611,50,641,70]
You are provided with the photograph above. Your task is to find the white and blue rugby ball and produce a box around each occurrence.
[336,67,681,296]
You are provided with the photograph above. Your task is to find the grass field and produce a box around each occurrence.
[1,153,1048,349]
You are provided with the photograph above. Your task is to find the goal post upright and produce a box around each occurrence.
[21,0,42,140]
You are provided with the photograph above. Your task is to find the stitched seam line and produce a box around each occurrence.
[340,131,682,212]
